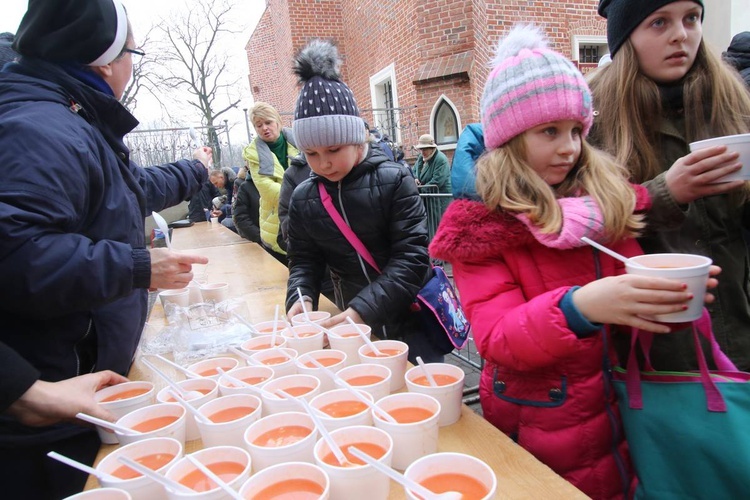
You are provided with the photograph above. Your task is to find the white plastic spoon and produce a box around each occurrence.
[215,367,280,399]
[304,319,341,338]
[47,452,118,483]
[416,356,438,387]
[151,211,172,250]
[151,354,201,379]
[346,317,383,356]
[117,456,194,494]
[141,357,202,400]
[229,346,255,363]
[75,412,140,436]
[271,304,280,347]
[231,312,260,335]
[296,287,312,322]
[348,447,461,500]
[184,454,243,500]
[581,237,648,269]
[277,389,350,467]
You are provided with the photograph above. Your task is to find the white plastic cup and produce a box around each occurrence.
[282,325,326,355]
[115,403,187,447]
[94,381,155,444]
[157,378,219,442]
[358,340,409,391]
[291,311,332,326]
[260,374,322,416]
[64,488,132,500]
[296,349,347,392]
[404,452,498,500]
[689,133,750,183]
[335,364,392,401]
[404,363,465,427]
[218,365,275,397]
[313,425,393,500]
[164,446,252,499]
[159,289,190,323]
[96,437,183,500]
[625,253,712,322]
[210,217,219,224]
[186,357,240,381]
[239,336,288,357]
[198,282,229,303]
[195,394,263,448]
[251,320,286,337]
[243,411,319,471]
[309,388,374,432]
[249,347,298,378]
[372,393,441,470]
[238,461,330,499]
[328,323,372,367]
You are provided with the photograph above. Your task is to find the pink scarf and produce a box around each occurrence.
[513,196,606,249]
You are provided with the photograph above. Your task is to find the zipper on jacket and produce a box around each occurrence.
[74,318,94,376]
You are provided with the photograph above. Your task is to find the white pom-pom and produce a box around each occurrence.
[490,24,548,67]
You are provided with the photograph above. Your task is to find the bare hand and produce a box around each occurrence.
[149,248,209,289]
[210,209,222,218]
[192,147,213,170]
[320,307,364,329]
[6,371,129,427]
[665,146,743,204]
[573,274,693,333]
[287,299,313,320]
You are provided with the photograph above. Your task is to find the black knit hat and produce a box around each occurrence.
[13,0,129,66]
[292,39,366,151]
[598,0,704,58]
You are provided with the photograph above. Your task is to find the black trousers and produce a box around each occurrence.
[0,430,101,499]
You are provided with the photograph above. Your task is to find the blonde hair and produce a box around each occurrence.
[476,135,644,241]
[587,39,750,186]
[250,102,283,127]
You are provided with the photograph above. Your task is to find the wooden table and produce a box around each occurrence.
[87,224,588,499]
[170,221,249,249]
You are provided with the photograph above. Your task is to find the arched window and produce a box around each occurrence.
[432,98,459,146]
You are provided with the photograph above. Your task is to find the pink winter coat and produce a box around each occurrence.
[430,192,649,499]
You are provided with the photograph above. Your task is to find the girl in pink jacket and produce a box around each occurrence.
[430,25,699,499]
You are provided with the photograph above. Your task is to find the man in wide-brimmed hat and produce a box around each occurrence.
[413,134,452,215]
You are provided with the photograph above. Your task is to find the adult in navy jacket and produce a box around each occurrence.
[0,1,211,497]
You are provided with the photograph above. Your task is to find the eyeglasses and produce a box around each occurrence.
[123,48,146,57]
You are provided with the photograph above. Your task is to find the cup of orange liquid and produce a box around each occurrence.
[291,311,332,326]
[328,323,372,367]
[243,411,319,471]
[115,403,187,447]
[238,461,330,499]
[251,320,286,337]
[96,437,183,499]
[64,488,132,500]
[313,425,393,500]
[335,364,392,402]
[240,336,288,357]
[260,374,322,416]
[309,388,374,432]
[95,381,155,444]
[404,363,465,427]
[164,446,252,499]
[372,393,441,470]
[404,452,497,500]
[358,340,409,392]
[296,350,347,392]
[195,394,263,448]
[198,282,229,304]
[249,348,299,378]
[157,378,218,442]
[218,365,275,397]
[282,325,326,355]
[187,357,240,381]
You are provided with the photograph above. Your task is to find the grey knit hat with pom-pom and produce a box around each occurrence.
[292,40,366,151]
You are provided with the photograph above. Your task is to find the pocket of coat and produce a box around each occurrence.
[491,366,567,408]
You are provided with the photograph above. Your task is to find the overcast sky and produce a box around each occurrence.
[3,0,266,144]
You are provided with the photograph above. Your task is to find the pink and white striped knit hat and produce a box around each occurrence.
[480,25,593,150]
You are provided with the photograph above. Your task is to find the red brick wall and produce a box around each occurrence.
[246,0,603,154]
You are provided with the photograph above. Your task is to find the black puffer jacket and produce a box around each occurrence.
[286,147,430,340]
[724,31,750,87]
[279,154,313,251]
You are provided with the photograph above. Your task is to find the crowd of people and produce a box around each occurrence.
[1,0,749,498]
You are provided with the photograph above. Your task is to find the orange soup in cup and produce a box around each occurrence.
[380,407,433,424]
[281,386,313,397]
[252,425,311,447]
[231,376,269,387]
[179,461,246,492]
[132,415,179,432]
[321,442,387,467]
[362,348,403,358]
[346,375,384,386]
[411,374,459,387]
[420,473,490,499]
[303,357,340,368]
[262,356,290,366]
[111,452,176,479]
[208,406,256,423]
[254,479,324,499]
[100,388,151,403]
[319,401,368,418]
